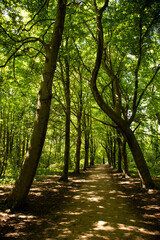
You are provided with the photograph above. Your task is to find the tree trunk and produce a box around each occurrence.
[106,149,111,167]
[60,56,70,181]
[90,137,96,167]
[117,132,123,172]
[105,131,112,167]
[75,68,83,174]
[121,138,129,177]
[5,0,67,210]
[110,137,113,167]
[75,111,82,174]
[83,113,89,170]
[90,3,155,189]
[113,135,116,168]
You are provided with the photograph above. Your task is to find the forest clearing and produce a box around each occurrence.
[0,164,160,239]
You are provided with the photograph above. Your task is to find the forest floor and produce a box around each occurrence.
[0,164,160,240]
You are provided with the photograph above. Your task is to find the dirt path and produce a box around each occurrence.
[0,165,160,239]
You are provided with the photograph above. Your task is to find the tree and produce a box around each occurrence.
[59,38,71,181]
[75,67,83,174]
[83,111,90,170]
[4,0,67,210]
[90,0,159,188]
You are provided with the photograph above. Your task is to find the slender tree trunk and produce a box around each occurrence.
[5,0,67,210]
[22,132,26,158]
[113,135,116,168]
[75,111,82,174]
[110,138,113,167]
[90,136,96,167]
[61,56,70,181]
[2,113,7,177]
[105,131,112,167]
[121,138,129,177]
[117,131,122,172]
[106,149,111,167]
[75,69,83,174]
[83,113,89,170]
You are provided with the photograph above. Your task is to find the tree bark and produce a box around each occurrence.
[5,0,67,210]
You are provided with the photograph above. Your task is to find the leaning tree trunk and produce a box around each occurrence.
[90,1,154,189]
[5,0,67,210]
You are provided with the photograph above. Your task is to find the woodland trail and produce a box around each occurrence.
[0,164,160,240]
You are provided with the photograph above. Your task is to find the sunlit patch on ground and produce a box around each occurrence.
[93,220,115,231]
[86,196,104,202]
[141,205,160,210]
[73,195,81,200]
[98,205,104,209]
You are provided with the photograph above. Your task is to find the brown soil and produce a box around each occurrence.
[0,164,160,240]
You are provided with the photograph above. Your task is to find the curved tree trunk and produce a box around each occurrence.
[5,0,67,210]
[90,2,154,189]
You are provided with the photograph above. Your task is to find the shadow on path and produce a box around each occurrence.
[0,165,160,239]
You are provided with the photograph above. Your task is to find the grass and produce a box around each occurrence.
[1,163,160,186]
[0,176,15,185]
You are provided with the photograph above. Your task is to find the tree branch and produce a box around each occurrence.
[22,19,55,32]
[83,21,97,42]
[142,14,159,41]
[23,47,46,58]
[0,24,46,46]
[71,36,92,73]
[94,0,109,13]
[136,65,160,109]
[130,14,143,124]
[85,112,117,129]
[0,24,16,42]
[100,0,109,14]
[0,38,46,68]
[24,0,49,29]
[42,22,55,41]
